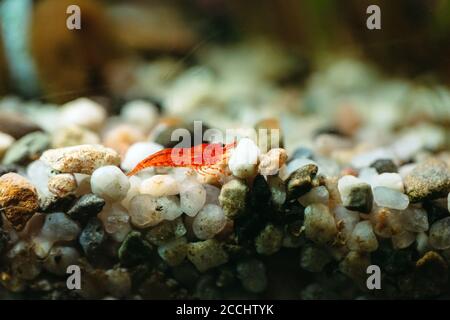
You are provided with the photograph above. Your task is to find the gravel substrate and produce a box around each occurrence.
[1,50,450,300]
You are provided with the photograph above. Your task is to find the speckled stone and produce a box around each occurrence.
[285,164,318,200]
[67,193,106,223]
[118,231,153,267]
[404,159,450,202]
[187,239,229,272]
[218,179,249,219]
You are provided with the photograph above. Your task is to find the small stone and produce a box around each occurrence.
[372,173,404,192]
[401,207,429,233]
[236,259,267,293]
[373,186,409,210]
[267,175,286,209]
[370,159,398,173]
[43,246,80,276]
[290,147,314,161]
[0,173,39,231]
[429,217,450,250]
[304,203,337,245]
[158,237,188,267]
[339,251,371,283]
[285,164,318,200]
[59,98,107,130]
[338,175,373,213]
[67,193,106,223]
[258,148,287,176]
[128,195,164,228]
[48,173,77,197]
[218,179,249,219]
[120,175,141,210]
[298,186,329,207]
[187,239,229,272]
[103,124,145,156]
[91,166,130,201]
[32,212,80,258]
[140,175,179,197]
[121,100,159,133]
[204,184,220,205]
[404,159,450,202]
[79,218,107,260]
[0,112,41,139]
[8,241,42,280]
[334,205,360,241]
[104,268,132,298]
[118,231,153,267]
[300,245,332,272]
[121,142,163,173]
[193,204,227,240]
[180,182,206,217]
[392,230,416,249]
[2,132,50,165]
[0,164,18,176]
[228,138,260,178]
[0,132,14,159]
[145,218,186,246]
[41,144,121,175]
[51,125,100,148]
[98,203,131,242]
[348,221,378,252]
[254,224,283,255]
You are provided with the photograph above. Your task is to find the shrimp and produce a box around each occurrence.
[126,141,237,177]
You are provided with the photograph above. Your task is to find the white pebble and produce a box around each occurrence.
[358,167,378,186]
[416,232,429,254]
[33,213,80,258]
[228,138,260,178]
[334,206,360,240]
[298,186,329,207]
[128,195,163,228]
[121,100,159,132]
[373,186,409,210]
[204,184,221,205]
[180,183,206,217]
[348,221,378,252]
[140,174,179,197]
[59,98,106,130]
[372,173,404,192]
[91,166,130,201]
[120,175,142,210]
[121,142,163,172]
[193,204,227,239]
[98,203,131,242]
[157,196,183,221]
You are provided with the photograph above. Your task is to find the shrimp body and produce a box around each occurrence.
[126,142,236,177]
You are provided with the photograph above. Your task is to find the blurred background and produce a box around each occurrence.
[1,0,450,152]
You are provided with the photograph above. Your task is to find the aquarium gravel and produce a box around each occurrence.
[1,48,450,300]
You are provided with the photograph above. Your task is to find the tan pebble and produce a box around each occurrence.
[48,174,78,197]
[40,144,121,175]
[52,125,100,148]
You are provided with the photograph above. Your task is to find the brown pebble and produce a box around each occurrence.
[0,173,39,231]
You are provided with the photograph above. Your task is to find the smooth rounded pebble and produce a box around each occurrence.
[128,195,164,228]
[48,173,77,197]
[59,98,106,130]
[429,217,450,250]
[91,166,130,201]
[348,221,378,252]
[180,183,206,217]
[373,186,409,210]
[140,174,179,197]
[304,203,337,245]
[193,204,227,239]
